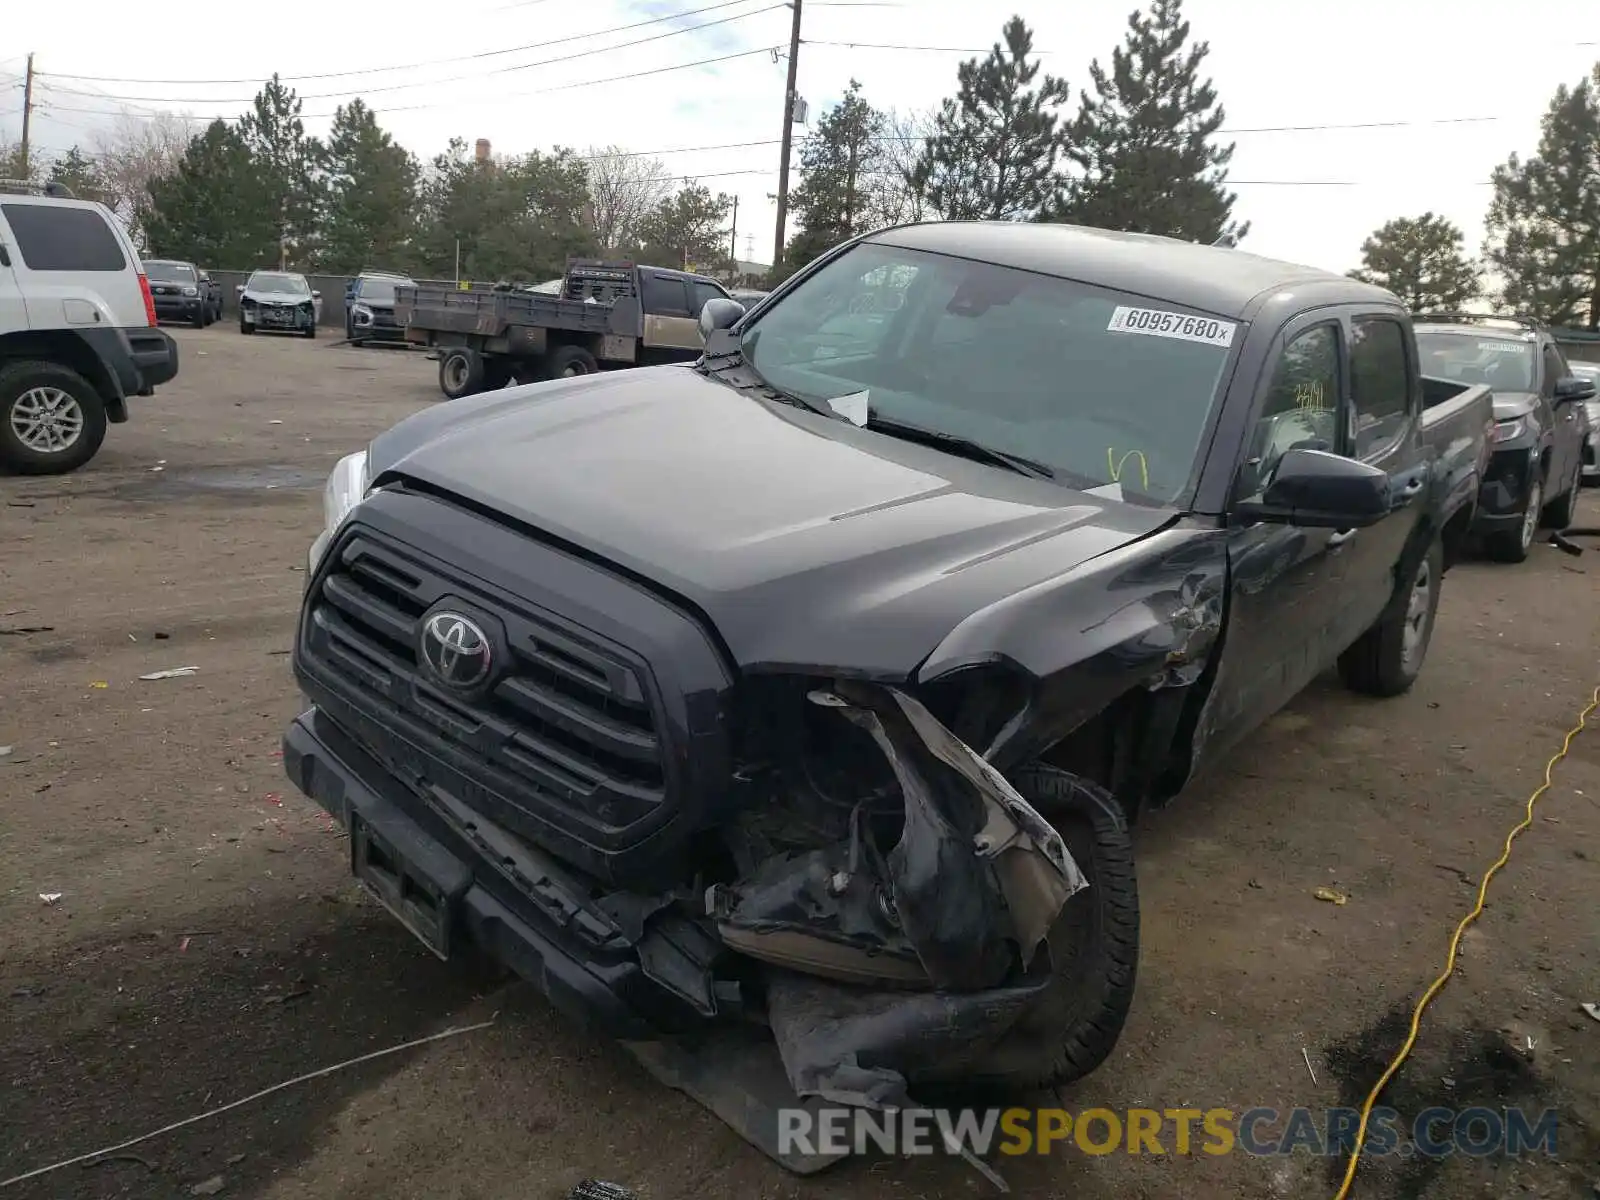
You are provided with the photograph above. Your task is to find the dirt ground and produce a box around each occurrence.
[2,326,1599,1200]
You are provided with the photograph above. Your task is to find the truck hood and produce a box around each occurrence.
[367,366,1178,678]
[1493,390,1539,421]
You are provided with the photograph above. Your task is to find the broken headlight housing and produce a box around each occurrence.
[308,449,370,574]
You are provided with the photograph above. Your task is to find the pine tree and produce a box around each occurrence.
[318,100,419,274]
[1051,0,1243,244]
[47,146,107,202]
[236,75,325,268]
[913,17,1070,221]
[633,182,734,273]
[1348,214,1480,312]
[783,81,888,275]
[411,140,594,282]
[140,120,275,265]
[1484,66,1600,329]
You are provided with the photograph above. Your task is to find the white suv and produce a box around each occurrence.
[0,183,179,474]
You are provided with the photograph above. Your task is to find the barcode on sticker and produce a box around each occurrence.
[1477,341,1529,352]
[1107,306,1236,348]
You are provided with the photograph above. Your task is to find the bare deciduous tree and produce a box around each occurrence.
[875,108,937,225]
[91,110,197,233]
[584,145,673,254]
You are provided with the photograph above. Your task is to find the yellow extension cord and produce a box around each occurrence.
[1331,684,1600,1199]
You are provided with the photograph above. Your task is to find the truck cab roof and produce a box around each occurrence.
[867,221,1399,322]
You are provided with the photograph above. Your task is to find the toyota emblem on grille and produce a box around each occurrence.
[419,612,493,689]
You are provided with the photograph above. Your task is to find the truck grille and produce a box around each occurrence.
[304,531,669,837]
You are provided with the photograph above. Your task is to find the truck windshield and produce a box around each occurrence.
[1415,330,1535,392]
[144,261,195,282]
[251,273,309,295]
[358,278,406,303]
[738,242,1238,504]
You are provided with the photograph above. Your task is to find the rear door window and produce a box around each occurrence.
[1,203,127,271]
[642,274,691,316]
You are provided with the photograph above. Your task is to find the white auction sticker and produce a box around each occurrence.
[1477,341,1530,352]
[1107,306,1237,348]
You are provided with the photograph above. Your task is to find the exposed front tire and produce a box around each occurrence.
[303,321,317,339]
[918,765,1139,1094]
[438,348,484,399]
[1338,534,1443,697]
[0,361,110,475]
[191,306,206,329]
[546,345,599,379]
[240,318,254,335]
[1485,476,1541,563]
[1541,462,1581,530]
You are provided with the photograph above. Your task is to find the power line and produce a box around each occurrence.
[36,45,782,122]
[35,0,765,87]
[805,39,1058,53]
[38,4,784,105]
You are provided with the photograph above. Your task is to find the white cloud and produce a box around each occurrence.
[4,0,1596,272]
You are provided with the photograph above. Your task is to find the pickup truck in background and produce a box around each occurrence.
[284,221,1489,1172]
[395,260,735,399]
[1414,312,1593,560]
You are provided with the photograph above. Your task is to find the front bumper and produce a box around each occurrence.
[282,707,724,1039]
[1473,441,1541,529]
[153,297,202,319]
[244,305,316,330]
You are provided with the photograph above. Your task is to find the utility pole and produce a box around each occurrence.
[19,53,35,181]
[728,195,739,270]
[771,0,803,272]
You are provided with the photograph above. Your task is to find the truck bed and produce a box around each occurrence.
[1419,375,1493,539]
[395,284,633,339]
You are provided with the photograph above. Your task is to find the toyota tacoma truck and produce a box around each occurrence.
[283,221,1490,1168]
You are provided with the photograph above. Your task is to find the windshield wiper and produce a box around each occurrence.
[863,417,1058,481]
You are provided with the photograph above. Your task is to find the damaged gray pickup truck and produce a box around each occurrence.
[283,221,1491,1169]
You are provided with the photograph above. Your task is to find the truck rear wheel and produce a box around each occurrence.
[915,765,1139,1096]
[1338,534,1442,697]
[546,345,598,379]
[439,348,485,399]
[0,361,110,475]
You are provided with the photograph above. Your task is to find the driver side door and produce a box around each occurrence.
[1192,314,1353,767]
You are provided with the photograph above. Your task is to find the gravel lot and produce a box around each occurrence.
[3,326,1599,1200]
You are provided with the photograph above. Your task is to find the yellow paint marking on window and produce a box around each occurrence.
[1293,380,1330,412]
[1107,448,1150,491]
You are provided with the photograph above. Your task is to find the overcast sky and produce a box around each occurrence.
[4,0,1597,272]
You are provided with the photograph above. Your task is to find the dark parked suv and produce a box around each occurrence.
[345,271,413,345]
[143,259,220,327]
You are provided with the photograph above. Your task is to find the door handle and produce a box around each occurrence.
[1328,528,1358,547]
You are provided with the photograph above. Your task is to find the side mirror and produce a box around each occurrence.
[698,297,747,340]
[312,290,321,299]
[1554,375,1597,403]
[235,284,245,293]
[1235,448,1393,528]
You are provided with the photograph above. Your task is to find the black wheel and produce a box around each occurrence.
[239,318,254,335]
[1540,462,1581,530]
[1338,534,1443,697]
[0,360,110,476]
[1485,475,1542,563]
[192,306,207,329]
[915,765,1139,1095]
[546,345,599,379]
[438,348,485,399]
[303,321,317,339]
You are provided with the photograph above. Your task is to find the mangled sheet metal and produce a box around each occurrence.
[706,681,1087,1113]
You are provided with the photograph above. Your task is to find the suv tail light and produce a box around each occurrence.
[137,272,158,326]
